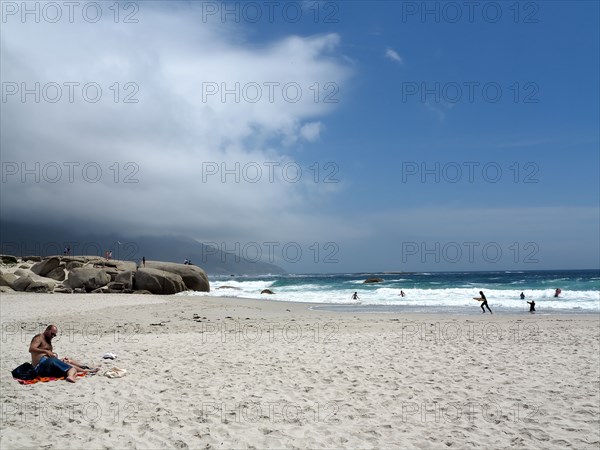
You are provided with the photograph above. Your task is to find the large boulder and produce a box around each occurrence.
[103,259,137,272]
[145,261,210,292]
[46,267,66,281]
[115,271,133,290]
[31,257,61,277]
[12,271,56,291]
[23,256,42,262]
[13,276,33,292]
[135,268,186,295]
[66,261,84,271]
[0,272,18,288]
[65,268,111,292]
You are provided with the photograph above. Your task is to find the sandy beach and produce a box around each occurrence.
[1,292,599,449]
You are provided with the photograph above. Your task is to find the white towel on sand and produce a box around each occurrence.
[104,367,127,378]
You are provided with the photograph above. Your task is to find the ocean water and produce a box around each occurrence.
[178,270,600,314]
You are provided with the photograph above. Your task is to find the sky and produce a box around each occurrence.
[1,0,599,273]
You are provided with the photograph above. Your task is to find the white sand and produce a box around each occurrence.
[1,292,599,449]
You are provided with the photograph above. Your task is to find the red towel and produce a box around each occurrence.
[14,372,87,385]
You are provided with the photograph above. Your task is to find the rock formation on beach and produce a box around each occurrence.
[0,255,210,295]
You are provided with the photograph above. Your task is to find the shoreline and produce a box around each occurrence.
[182,291,600,316]
[3,290,599,317]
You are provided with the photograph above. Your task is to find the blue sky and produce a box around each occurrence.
[1,1,599,272]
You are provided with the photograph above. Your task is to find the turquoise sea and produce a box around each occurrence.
[180,269,600,314]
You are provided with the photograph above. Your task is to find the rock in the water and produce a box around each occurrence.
[144,261,210,292]
[0,255,18,265]
[65,268,111,292]
[23,256,42,262]
[31,257,61,277]
[135,268,186,295]
[46,267,66,281]
[261,289,275,294]
[363,278,384,284]
[13,276,33,292]
[0,272,17,288]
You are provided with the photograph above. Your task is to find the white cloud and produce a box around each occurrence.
[299,122,323,142]
[385,48,403,64]
[0,4,352,247]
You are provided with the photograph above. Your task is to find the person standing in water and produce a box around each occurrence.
[478,291,492,314]
[352,292,359,301]
[527,300,536,313]
[520,292,525,300]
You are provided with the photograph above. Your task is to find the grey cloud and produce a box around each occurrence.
[1,3,352,247]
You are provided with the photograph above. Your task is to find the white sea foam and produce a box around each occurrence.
[179,279,600,311]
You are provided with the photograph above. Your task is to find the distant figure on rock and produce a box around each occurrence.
[184,259,189,265]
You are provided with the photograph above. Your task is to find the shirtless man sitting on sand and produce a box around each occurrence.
[29,324,98,383]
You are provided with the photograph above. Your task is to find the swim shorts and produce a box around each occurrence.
[35,356,72,377]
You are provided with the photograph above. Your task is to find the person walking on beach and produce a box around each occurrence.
[478,291,492,314]
[352,292,359,300]
[527,300,536,313]
[142,256,146,267]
